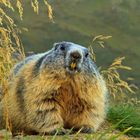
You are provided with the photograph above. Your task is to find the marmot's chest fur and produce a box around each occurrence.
[55,81,88,127]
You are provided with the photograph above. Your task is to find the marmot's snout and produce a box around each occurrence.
[70,51,82,60]
[67,51,82,73]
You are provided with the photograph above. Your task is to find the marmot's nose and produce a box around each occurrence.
[70,52,81,60]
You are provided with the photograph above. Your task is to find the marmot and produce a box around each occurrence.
[1,41,108,135]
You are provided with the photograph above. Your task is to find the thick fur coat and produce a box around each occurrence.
[1,42,108,135]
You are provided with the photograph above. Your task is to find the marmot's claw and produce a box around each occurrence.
[80,126,95,134]
[47,128,68,135]
[73,126,95,134]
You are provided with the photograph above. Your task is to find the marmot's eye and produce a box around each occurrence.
[60,45,65,51]
[85,52,89,58]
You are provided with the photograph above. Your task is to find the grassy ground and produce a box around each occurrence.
[108,104,140,137]
[0,127,139,140]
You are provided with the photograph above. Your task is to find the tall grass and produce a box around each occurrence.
[0,2,25,131]
[0,0,53,86]
[0,0,53,133]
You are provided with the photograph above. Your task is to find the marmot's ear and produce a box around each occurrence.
[53,43,60,50]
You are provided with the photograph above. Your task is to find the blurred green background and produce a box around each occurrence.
[11,0,140,95]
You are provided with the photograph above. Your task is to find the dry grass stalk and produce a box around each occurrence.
[0,0,53,132]
[89,35,137,99]
[89,35,112,61]
[101,57,136,99]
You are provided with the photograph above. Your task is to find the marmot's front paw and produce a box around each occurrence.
[81,126,94,134]
[46,128,69,135]
[74,126,95,134]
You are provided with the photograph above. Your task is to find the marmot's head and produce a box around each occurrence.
[54,41,90,74]
[41,41,98,76]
